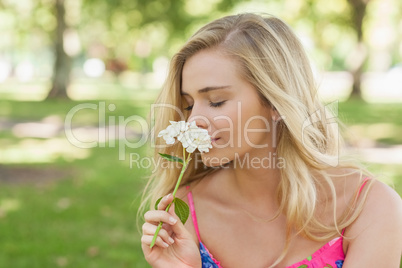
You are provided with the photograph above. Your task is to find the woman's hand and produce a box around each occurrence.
[141,194,201,268]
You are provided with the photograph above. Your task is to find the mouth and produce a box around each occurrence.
[211,137,220,143]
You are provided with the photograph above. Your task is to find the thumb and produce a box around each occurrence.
[168,201,176,215]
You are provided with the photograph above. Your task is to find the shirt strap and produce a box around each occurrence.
[341,177,370,236]
[186,186,202,242]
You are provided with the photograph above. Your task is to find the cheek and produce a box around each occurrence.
[239,107,272,145]
[210,107,237,135]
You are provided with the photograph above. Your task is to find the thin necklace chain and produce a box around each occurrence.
[241,208,279,223]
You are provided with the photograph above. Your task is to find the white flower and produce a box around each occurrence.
[157,121,187,144]
[158,121,212,153]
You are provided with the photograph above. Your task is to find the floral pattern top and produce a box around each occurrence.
[288,236,345,268]
[198,237,344,268]
[199,242,223,268]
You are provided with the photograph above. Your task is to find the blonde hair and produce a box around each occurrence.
[139,13,373,266]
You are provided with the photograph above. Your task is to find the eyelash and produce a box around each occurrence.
[210,100,226,108]
[184,101,226,111]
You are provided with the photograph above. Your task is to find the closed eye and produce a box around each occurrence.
[184,101,226,111]
[209,100,226,108]
[184,105,193,111]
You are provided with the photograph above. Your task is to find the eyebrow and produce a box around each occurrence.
[181,85,231,95]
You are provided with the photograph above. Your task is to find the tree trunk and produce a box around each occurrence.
[346,0,369,100]
[349,42,367,98]
[47,0,71,99]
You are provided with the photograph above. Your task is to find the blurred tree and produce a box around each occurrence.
[45,0,249,99]
[346,0,370,99]
[47,0,71,99]
[291,0,371,100]
[80,0,249,66]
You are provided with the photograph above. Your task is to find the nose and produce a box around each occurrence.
[187,106,210,130]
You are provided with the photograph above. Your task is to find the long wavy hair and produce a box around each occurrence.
[139,13,373,266]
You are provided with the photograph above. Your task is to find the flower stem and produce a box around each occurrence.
[172,149,189,199]
[149,152,191,249]
[182,147,186,163]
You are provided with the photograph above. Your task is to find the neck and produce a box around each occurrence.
[226,150,282,207]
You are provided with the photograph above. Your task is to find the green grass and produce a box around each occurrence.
[0,150,151,267]
[0,99,153,121]
[338,99,402,144]
[340,100,402,194]
[0,99,154,268]
[0,98,401,268]
[338,99,402,126]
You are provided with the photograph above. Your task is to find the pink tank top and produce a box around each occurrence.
[186,178,370,268]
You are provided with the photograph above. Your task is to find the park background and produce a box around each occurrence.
[0,0,401,267]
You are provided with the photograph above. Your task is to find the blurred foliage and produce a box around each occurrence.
[1,0,401,73]
[76,0,251,70]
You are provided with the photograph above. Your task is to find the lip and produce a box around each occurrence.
[211,137,220,143]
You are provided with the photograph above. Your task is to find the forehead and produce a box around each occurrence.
[181,49,240,94]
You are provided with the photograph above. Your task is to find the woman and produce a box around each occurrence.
[140,13,402,267]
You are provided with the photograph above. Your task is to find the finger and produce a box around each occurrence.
[165,202,188,240]
[142,223,175,245]
[141,234,170,249]
[157,193,174,210]
[168,201,175,215]
[144,210,178,226]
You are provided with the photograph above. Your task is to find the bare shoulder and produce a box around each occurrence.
[354,179,402,229]
[344,178,402,266]
[328,168,402,247]
[342,171,402,234]
[327,168,400,209]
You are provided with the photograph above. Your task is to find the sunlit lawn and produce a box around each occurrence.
[0,99,154,268]
[0,94,401,268]
[339,99,402,195]
[0,152,149,268]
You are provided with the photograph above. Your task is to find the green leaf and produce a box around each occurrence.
[154,197,163,210]
[173,197,189,225]
[159,153,183,164]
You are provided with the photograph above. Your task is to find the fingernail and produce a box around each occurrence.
[165,194,172,200]
[163,242,169,248]
[169,217,177,224]
[169,237,174,244]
